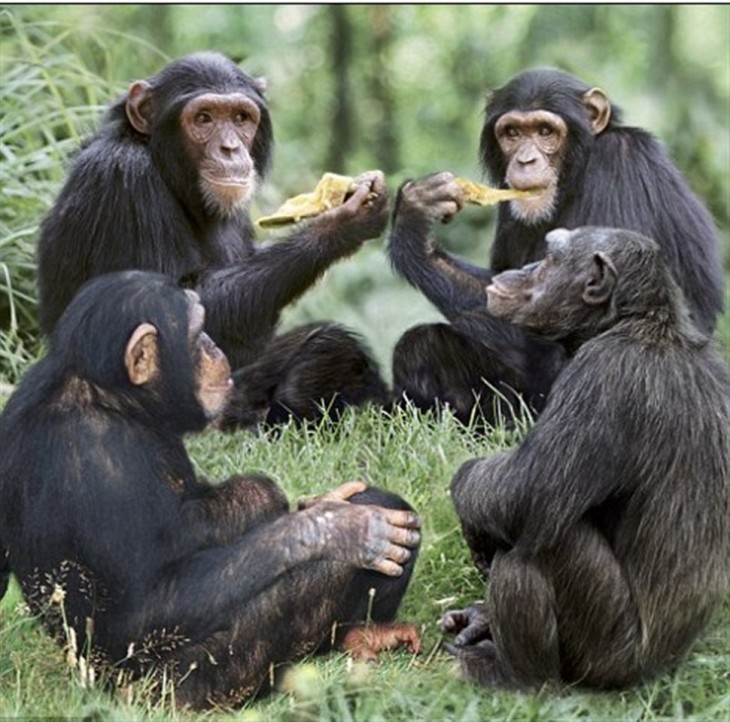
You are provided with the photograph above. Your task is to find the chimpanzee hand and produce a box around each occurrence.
[302,499,421,577]
[315,170,389,246]
[394,172,466,232]
[440,601,491,647]
[297,480,367,510]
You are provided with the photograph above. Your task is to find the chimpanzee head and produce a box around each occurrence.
[485,226,671,347]
[123,52,273,219]
[480,69,620,226]
[52,270,232,433]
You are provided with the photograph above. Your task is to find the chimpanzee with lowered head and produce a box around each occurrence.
[441,226,729,690]
[388,68,723,427]
[37,52,389,430]
[0,271,421,709]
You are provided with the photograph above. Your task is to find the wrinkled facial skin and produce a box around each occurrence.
[180,93,261,216]
[186,291,233,418]
[495,110,568,225]
[486,228,588,337]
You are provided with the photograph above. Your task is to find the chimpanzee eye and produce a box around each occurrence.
[504,126,519,139]
[538,124,554,137]
[233,111,248,125]
[195,111,213,125]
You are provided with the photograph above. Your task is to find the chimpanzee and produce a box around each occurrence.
[37,52,389,429]
[388,68,723,426]
[0,271,421,709]
[441,226,729,690]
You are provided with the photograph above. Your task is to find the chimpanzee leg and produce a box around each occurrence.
[391,323,526,428]
[456,521,642,690]
[218,323,389,430]
[333,487,420,627]
[162,486,419,709]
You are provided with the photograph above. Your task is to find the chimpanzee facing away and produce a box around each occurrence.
[388,68,723,427]
[441,226,729,690]
[37,52,389,430]
[0,271,421,710]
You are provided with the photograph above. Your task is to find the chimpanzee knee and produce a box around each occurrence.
[346,486,420,623]
[393,323,524,427]
[220,323,389,430]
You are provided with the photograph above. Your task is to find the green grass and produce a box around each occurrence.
[1,406,728,721]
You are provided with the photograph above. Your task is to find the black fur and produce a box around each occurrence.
[0,270,419,709]
[388,68,723,427]
[37,52,388,429]
[445,227,729,690]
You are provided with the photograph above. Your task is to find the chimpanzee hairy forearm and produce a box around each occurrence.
[131,500,417,642]
[388,177,537,378]
[200,181,388,365]
[389,193,494,319]
[182,474,290,547]
[201,228,363,337]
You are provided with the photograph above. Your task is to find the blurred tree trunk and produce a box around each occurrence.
[368,6,400,174]
[326,5,354,172]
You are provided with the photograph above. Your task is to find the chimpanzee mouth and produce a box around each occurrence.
[202,175,250,188]
[486,281,514,300]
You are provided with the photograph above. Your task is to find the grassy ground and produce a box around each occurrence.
[1,405,728,722]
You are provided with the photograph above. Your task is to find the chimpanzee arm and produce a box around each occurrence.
[389,173,531,372]
[451,346,630,557]
[389,172,494,320]
[182,474,290,547]
[129,498,420,642]
[198,173,388,355]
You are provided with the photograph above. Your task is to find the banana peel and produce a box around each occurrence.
[257,173,361,228]
[256,173,536,229]
[454,177,538,206]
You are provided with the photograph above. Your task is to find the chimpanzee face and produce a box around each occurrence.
[494,109,568,225]
[122,289,232,420]
[180,93,262,217]
[488,87,612,226]
[125,78,264,219]
[486,227,618,339]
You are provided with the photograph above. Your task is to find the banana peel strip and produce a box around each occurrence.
[256,173,536,229]
[257,173,359,228]
[454,177,538,206]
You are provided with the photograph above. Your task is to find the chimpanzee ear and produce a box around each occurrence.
[125,323,160,386]
[126,80,153,135]
[582,87,611,135]
[583,252,618,306]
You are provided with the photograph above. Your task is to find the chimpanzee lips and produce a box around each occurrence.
[486,281,514,300]
[202,175,250,188]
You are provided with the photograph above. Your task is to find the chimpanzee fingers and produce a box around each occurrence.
[441,642,461,658]
[383,507,422,531]
[439,201,462,224]
[329,480,369,501]
[400,173,464,223]
[386,524,421,550]
[343,183,371,210]
[353,169,386,196]
[369,557,405,577]
[440,603,491,646]
[439,608,469,634]
[299,480,367,508]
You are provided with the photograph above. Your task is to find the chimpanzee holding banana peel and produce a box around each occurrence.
[388,69,723,428]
